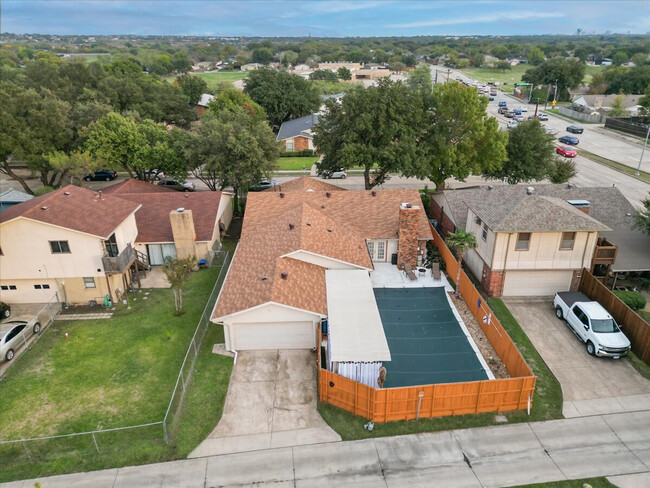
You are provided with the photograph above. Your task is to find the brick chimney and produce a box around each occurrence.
[170,208,197,260]
[397,202,420,269]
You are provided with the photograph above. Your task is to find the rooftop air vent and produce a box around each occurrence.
[280,192,285,198]
[326,192,331,198]
[261,276,268,281]
[321,204,325,209]
[526,186,535,195]
[289,223,295,230]
[176,207,185,212]
[64,191,71,196]
[306,222,311,226]
[371,190,376,196]
[327,228,332,232]
[280,272,288,280]
[40,206,48,210]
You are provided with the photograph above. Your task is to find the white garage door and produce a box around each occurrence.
[231,321,315,350]
[502,270,573,297]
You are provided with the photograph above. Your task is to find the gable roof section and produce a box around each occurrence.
[115,191,222,243]
[0,188,34,205]
[102,179,176,195]
[276,113,319,141]
[0,185,140,239]
[263,176,346,193]
[466,194,610,232]
[213,188,432,320]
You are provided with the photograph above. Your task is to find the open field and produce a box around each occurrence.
[0,266,233,482]
[460,63,605,85]
[164,70,248,89]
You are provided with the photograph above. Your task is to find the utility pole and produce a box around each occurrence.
[434,69,438,84]
[446,69,451,82]
[534,100,539,118]
[544,83,552,109]
[553,79,559,104]
[637,123,650,176]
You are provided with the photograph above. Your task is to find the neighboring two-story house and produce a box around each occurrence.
[0,185,143,305]
[431,185,615,296]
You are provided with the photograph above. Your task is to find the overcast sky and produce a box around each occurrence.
[3,1,650,37]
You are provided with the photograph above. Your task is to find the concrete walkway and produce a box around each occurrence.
[5,409,650,488]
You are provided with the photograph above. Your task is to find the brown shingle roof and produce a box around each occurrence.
[212,189,432,320]
[0,185,140,238]
[263,176,346,193]
[102,179,176,195]
[115,192,222,243]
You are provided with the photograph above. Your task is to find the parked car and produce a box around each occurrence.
[554,292,631,358]
[556,145,577,158]
[543,126,557,135]
[490,91,497,96]
[513,108,522,115]
[142,169,165,181]
[507,120,518,129]
[538,113,549,121]
[321,168,347,179]
[249,179,279,192]
[558,135,579,145]
[498,101,507,107]
[518,105,528,112]
[157,177,196,192]
[498,106,509,114]
[1,320,41,362]
[504,111,515,118]
[514,115,525,122]
[488,96,495,101]
[566,125,584,134]
[83,170,117,182]
[0,301,10,319]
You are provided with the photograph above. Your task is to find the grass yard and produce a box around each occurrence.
[460,63,605,85]
[164,70,248,90]
[0,266,233,482]
[277,157,319,170]
[318,297,563,440]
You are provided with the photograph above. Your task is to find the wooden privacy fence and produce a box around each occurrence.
[579,269,650,364]
[318,223,536,422]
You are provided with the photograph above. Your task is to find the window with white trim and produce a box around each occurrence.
[83,277,96,289]
[482,223,488,242]
[50,240,70,254]
[285,139,294,152]
[515,233,531,251]
[560,232,576,250]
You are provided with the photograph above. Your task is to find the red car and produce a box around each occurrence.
[556,145,577,158]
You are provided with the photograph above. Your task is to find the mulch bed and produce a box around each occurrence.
[59,304,110,315]
[448,292,510,380]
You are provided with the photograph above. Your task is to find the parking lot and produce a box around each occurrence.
[504,298,650,416]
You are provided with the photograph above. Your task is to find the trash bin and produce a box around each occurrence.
[391,253,398,265]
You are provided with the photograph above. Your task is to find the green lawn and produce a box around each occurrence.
[0,266,233,482]
[460,63,605,85]
[277,157,319,170]
[319,297,563,440]
[164,70,248,90]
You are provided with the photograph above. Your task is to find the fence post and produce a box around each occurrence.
[91,432,100,454]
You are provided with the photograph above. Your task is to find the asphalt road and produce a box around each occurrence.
[434,66,650,174]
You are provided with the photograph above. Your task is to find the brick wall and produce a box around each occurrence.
[294,136,311,152]
[397,205,421,269]
[481,262,504,297]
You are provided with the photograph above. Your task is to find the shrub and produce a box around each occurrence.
[549,157,577,183]
[613,290,647,311]
[279,149,315,157]
[33,186,55,196]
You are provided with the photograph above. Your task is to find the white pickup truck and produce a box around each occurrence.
[553,292,631,358]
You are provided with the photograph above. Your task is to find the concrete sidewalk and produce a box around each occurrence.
[4,409,650,488]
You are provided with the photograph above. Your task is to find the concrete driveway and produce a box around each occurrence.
[504,298,650,417]
[189,349,340,457]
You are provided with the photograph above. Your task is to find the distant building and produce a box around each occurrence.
[0,189,33,212]
[276,114,318,152]
[317,62,362,72]
[195,93,215,116]
[241,63,265,72]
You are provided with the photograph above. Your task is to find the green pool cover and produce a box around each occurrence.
[374,287,489,388]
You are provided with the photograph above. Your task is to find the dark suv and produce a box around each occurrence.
[566,125,584,134]
[84,170,118,182]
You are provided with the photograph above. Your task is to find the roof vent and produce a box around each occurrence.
[64,191,71,196]
[280,272,288,280]
[184,194,189,198]
[487,185,494,191]
[321,204,325,209]
[306,222,311,226]
[176,207,185,212]
[371,190,376,196]
[261,276,268,281]
[40,206,48,211]
[327,228,332,233]
[280,192,285,198]
[567,183,574,189]
[326,192,331,198]
[526,186,535,195]
[289,223,295,230]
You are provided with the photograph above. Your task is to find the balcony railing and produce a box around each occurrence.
[102,243,136,274]
[592,237,618,267]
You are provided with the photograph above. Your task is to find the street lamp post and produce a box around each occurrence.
[637,123,650,176]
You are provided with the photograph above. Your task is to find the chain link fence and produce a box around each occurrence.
[0,252,231,463]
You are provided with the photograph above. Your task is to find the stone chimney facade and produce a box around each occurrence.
[169,208,197,260]
[397,203,420,269]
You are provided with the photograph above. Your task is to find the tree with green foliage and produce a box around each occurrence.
[251,47,274,64]
[207,88,266,123]
[483,120,555,184]
[188,109,279,213]
[491,45,509,60]
[527,47,545,65]
[496,60,512,72]
[633,195,650,236]
[604,65,650,94]
[171,52,192,73]
[522,58,586,100]
[337,66,351,80]
[609,94,628,117]
[612,51,628,66]
[314,79,425,190]
[413,82,508,190]
[446,230,477,297]
[631,53,648,67]
[407,64,432,91]
[163,255,197,314]
[309,69,339,82]
[471,53,485,68]
[175,74,208,105]
[244,69,320,129]
[548,158,577,183]
[45,150,99,184]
